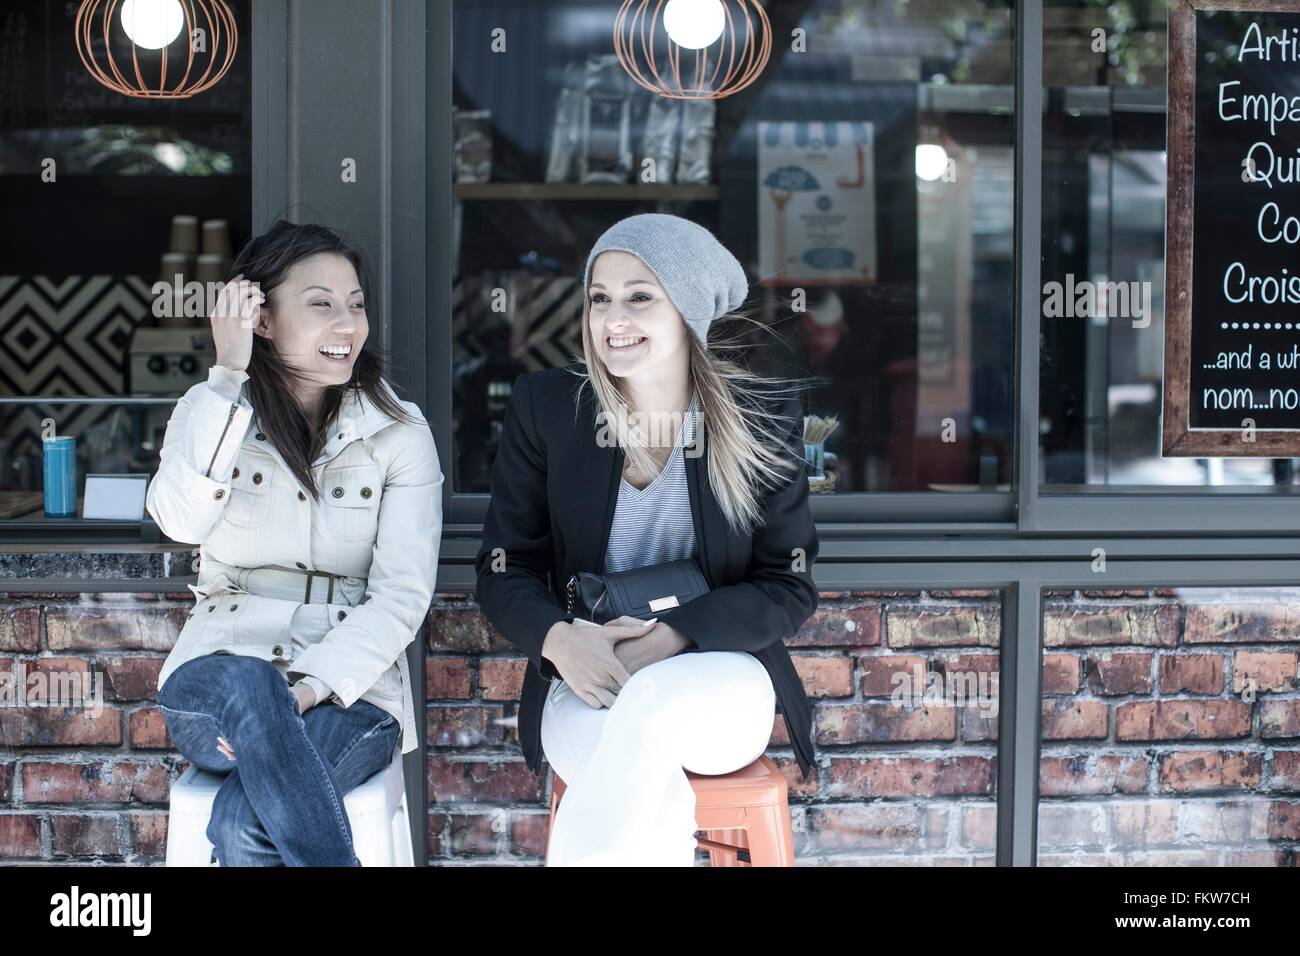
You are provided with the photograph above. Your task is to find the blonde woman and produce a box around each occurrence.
[476,213,819,866]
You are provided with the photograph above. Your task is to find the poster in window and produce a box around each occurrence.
[756,121,877,286]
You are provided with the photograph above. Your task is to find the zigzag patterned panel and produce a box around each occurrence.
[0,276,154,396]
[452,274,585,372]
[0,275,155,480]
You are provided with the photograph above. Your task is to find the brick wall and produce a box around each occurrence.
[1038,589,1300,866]
[0,593,183,864]
[2,588,1296,865]
[428,589,1002,865]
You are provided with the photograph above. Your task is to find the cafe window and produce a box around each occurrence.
[1040,0,1300,489]
[448,0,1017,497]
[0,0,252,533]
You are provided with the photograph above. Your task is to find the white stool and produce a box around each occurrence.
[165,749,414,866]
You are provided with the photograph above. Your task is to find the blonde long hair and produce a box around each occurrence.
[568,294,812,537]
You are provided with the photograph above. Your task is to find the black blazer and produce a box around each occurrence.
[474,364,820,779]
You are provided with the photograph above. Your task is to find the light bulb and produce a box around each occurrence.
[663,0,726,50]
[121,0,185,50]
[915,143,949,182]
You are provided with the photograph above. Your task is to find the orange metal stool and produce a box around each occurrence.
[544,754,795,866]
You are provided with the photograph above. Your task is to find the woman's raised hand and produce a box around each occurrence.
[210,273,265,373]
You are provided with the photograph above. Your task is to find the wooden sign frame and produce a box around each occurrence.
[1162,0,1300,457]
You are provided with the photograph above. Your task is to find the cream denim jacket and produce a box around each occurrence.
[147,365,443,755]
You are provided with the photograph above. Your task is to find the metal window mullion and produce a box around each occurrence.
[429,0,454,529]
[997,579,1043,867]
[389,0,427,404]
[1014,0,1044,531]
[1006,0,1046,866]
[252,0,288,232]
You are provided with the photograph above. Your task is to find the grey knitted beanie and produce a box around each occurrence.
[582,213,749,344]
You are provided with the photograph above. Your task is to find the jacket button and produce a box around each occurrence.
[255,432,266,441]
[332,487,344,498]
[295,562,306,569]
[229,603,239,611]
[213,489,225,500]
[360,487,372,499]
[252,472,263,485]
[232,467,240,479]
[338,610,347,621]
[297,491,306,501]
[208,605,215,613]
[272,645,284,657]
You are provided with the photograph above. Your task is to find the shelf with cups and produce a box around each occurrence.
[0,398,179,542]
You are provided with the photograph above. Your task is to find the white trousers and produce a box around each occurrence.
[541,649,775,866]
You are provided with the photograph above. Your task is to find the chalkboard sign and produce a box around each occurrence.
[1164,0,1300,456]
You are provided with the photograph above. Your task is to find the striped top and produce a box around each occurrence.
[602,391,701,573]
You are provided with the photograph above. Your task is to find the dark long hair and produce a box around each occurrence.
[226,220,420,501]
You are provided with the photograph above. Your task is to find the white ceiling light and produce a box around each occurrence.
[663,0,726,50]
[120,0,185,50]
[916,143,949,182]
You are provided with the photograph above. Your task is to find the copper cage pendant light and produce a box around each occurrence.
[614,0,772,100]
[74,0,238,100]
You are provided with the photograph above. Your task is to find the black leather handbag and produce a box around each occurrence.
[565,557,710,624]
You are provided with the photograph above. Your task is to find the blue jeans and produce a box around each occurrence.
[156,652,400,866]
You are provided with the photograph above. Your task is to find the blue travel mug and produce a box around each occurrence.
[803,440,825,478]
[43,436,77,518]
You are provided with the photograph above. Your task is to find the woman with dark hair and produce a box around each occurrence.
[147,220,442,866]
[476,213,819,866]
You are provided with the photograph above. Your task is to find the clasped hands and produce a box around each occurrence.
[541,616,690,709]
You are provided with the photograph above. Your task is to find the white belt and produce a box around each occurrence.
[231,565,368,606]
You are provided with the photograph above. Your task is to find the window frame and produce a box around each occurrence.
[425,0,1300,542]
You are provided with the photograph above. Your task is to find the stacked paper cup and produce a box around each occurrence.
[158,216,234,327]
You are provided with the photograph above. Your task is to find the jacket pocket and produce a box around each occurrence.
[320,463,383,542]
[231,593,299,663]
[223,450,275,528]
